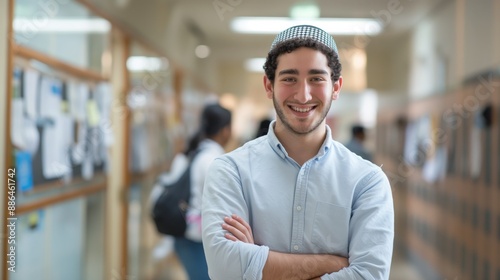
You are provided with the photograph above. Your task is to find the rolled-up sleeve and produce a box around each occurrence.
[321,170,394,280]
[202,157,270,280]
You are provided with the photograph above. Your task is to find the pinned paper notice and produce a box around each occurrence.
[11,99,40,154]
[86,100,101,127]
[24,68,40,119]
[11,99,25,148]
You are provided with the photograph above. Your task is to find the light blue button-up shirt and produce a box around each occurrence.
[202,123,394,280]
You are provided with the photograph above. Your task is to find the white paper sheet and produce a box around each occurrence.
[67,81,79,118]
[23,117,40,155]
[423,145,448,183]
[95,82,113,146]
[42,116,74,179]
[11,98,40,154]
[39,77,62,118]
[76,83,89,122]
[11,98,26,149]
[95,82,113,172]
[23,68,40,119]
[39,77,71,179]
[95,82,111,119]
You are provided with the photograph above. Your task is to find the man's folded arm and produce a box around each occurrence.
[222,214,349,280]
[263,251,348,280]
[202,158,270,279]
[318,170,394,280]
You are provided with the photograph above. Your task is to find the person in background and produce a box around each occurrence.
[173,103,232,280]
[254,118,272,139]
[202,25,394,279]
[149,132,188,262]
[344,124,373,162]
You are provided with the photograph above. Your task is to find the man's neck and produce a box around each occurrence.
[274,123,327,166]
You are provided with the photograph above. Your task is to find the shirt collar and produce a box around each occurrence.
[267,120,333,160]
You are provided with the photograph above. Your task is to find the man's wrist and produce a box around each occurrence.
[263,251,348,280]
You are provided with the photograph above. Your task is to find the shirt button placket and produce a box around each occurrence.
[291,166,308,254]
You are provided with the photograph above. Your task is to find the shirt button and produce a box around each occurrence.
[296,206,302,211]
[293,245,299,251]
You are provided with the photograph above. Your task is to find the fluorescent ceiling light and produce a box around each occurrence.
[231,17,382,36]
[14,18,111,33]
[244,58,266,72]
[127,56,169,72]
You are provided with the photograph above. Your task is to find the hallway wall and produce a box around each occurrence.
[408,0,500,99]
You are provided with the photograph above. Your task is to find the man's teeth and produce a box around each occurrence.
[291,106,312,113]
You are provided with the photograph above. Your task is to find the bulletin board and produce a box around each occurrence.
[11,45,111,197]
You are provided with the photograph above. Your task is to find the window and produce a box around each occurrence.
[13,0,110,72]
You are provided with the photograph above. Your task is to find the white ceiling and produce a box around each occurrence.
[168,0,449,60]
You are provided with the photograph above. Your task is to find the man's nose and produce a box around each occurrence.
[294,81,312,103]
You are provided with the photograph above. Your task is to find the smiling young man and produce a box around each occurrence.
[202,25,394,280]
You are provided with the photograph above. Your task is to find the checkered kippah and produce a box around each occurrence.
[270,25,338,54]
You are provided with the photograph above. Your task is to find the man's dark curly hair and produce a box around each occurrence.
[263,38,342,84]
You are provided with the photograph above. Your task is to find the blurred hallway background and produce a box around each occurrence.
[0,0,499,279]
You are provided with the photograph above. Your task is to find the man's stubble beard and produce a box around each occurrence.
[271,92,331,135]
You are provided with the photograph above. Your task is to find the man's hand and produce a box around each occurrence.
[222,214,254,244]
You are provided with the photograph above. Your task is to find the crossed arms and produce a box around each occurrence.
[201,158,394,280]
[223,215,349,280]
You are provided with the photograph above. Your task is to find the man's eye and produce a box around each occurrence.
[311,77,325,82]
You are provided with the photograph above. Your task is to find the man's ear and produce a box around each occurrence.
[332,76,343,100]
[263,75,273,99]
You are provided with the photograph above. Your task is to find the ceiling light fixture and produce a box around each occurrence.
[127,56,169,72]
[13,18,111,33]
[195,45,211,59]
[231,17,382,36]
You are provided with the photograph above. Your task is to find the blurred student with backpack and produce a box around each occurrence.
[170,103,232,279]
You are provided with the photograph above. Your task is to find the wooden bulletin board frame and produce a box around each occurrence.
[2,0,15,279]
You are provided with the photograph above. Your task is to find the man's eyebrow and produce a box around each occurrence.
[278,69,299,76]
[309,69,329,75]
